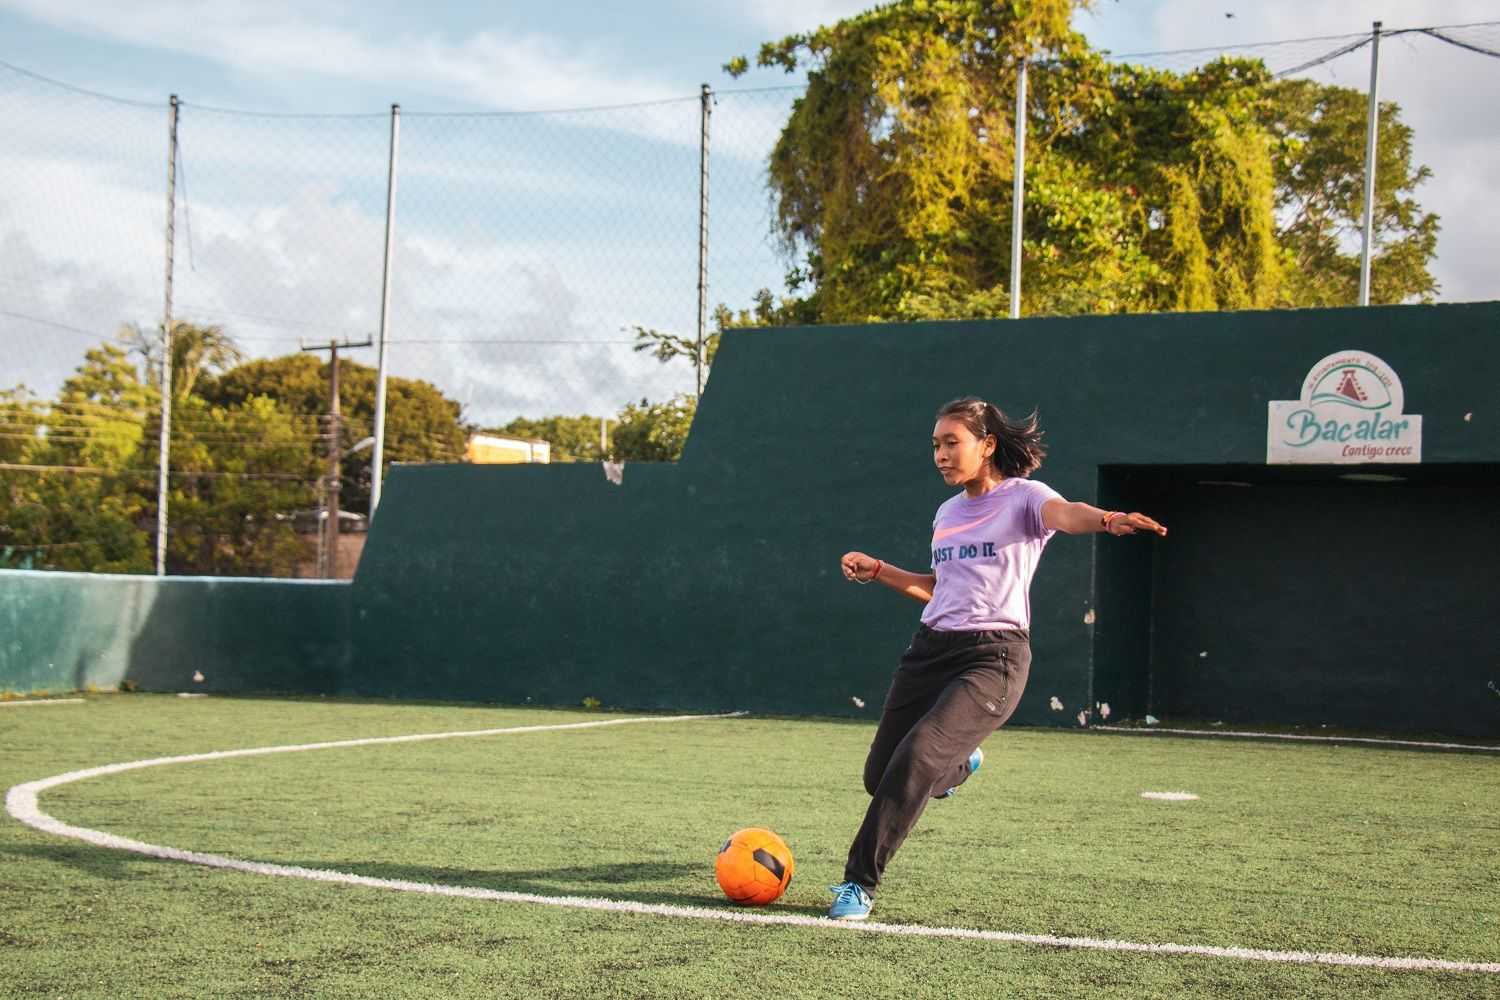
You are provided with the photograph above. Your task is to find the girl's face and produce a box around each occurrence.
[932,416,996,487]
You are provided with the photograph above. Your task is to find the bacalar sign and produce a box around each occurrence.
[1267,351,1422,464]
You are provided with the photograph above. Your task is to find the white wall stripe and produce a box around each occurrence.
[0,698,85,708]
[1093,725,1500,753]
[6,713,1497,976]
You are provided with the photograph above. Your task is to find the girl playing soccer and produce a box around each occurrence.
[828,396,1167,921]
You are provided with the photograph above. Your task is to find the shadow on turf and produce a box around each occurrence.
[2,842,831,914]
[278,859,822,911]
[1,841,181,880]
[3,844,832,916]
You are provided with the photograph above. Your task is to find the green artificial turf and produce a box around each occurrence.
[2,694,1497,999]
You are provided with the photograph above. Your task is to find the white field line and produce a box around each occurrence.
[6,713,1498,976]
[0,698,85,708]
[1093,725,1500,753]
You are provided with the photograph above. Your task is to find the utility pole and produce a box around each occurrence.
[370,103,401,518]
[301,338,371,578]
[695,83,712,396]
[156,94,179,576]
[1009,60,1027,320]
[1358,21,1383,306]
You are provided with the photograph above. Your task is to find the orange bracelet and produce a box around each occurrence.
[1101,511,1126,533]
[872,559,884,581]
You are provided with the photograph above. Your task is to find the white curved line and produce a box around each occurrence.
[1093,725,1500,753]
[6,713,1498,975]
[0,698,85,707]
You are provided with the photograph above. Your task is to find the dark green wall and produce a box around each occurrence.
[1100,464,1500,736]
[5,301,1497,738]
[0,571,348,695]
[350,301,1500,736]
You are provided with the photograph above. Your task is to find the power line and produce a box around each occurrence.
[1418,28,1500,60]
[0,462,315,480]
[1112,20,1500,61]
[0,309,119,343]
[175,101,388,120]
[401,93,704,119]
[0,56,160,108]
[9,18,1491,123]
[0,303,647,348]
[1274,37,1374,80]
[383,338,640,345]
[1113,30,1369,61]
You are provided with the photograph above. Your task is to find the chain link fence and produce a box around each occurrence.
[0,66,800,574]
[1,21,1497,574]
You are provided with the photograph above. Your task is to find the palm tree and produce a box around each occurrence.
[120,321,246,403]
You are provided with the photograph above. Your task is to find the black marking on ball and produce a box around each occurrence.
[752,848,786,882]
[720,839,732,854]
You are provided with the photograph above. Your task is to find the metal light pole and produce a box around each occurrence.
[155,95,179,576]
[1358,22,1383,306]
[370,103,401,517]
[695,84,712,395]
[1009,61,1028,320]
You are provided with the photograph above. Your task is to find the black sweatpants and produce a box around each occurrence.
[843,624,1031,893]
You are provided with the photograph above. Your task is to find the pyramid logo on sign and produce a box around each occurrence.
[1334,368,1369,404]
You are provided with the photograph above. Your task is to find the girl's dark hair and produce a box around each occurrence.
[935,397,1047,478]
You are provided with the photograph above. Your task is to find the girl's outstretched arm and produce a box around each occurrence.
[840,551,935,603]
[1041,499,1168,537]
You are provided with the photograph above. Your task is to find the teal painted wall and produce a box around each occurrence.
[1106,464,1500,737]
[0,571,348,695]
[4,302,1497,737]
[349,301,1500,735]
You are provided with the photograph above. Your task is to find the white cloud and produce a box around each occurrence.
[1148,1,1500,50]
[1,0,790,162]
[729,0,876,36]
[0,228,144,394]
[0,0,681,110]
[0,87,713,421]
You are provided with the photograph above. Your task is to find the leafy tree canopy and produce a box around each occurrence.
[199,353,470,515]
[726,0,1436,322]
[489,415,614,463]
[612,395,697,463]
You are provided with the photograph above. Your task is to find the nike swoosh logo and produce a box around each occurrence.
[932,509,1001,543]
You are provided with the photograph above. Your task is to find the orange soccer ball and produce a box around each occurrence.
[715,827,795,906]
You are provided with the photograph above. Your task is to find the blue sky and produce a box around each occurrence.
[0,1,1200,112]
[2,1,1497,423]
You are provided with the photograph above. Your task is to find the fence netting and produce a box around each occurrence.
[1,20,1497,573]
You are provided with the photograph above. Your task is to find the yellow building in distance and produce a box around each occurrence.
[466,433,551,464]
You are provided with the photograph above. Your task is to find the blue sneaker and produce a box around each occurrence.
[828,881,873,921]
[936,746,984,799]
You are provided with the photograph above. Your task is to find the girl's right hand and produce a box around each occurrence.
[840,551,880,583]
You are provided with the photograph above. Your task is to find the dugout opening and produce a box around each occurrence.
[1093,463,1500,737]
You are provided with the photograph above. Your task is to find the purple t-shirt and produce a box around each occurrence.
[919,477,1065,632]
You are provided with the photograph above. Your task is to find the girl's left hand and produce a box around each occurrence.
[840,551,880,582]
[1108,512,1167,537]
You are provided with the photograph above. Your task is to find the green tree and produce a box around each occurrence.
[630,287,815,366]
[155,395,319,576]
[612,395,697,462]
[0,472,151,573]
[36,343,153,469]
[1264,78,1439,307]
[200,354,470,515]
[727,0,1435,321]
[121,320,247,403]
[490,415,615,462]
[0,387,44,464]
[0,349,153,573]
